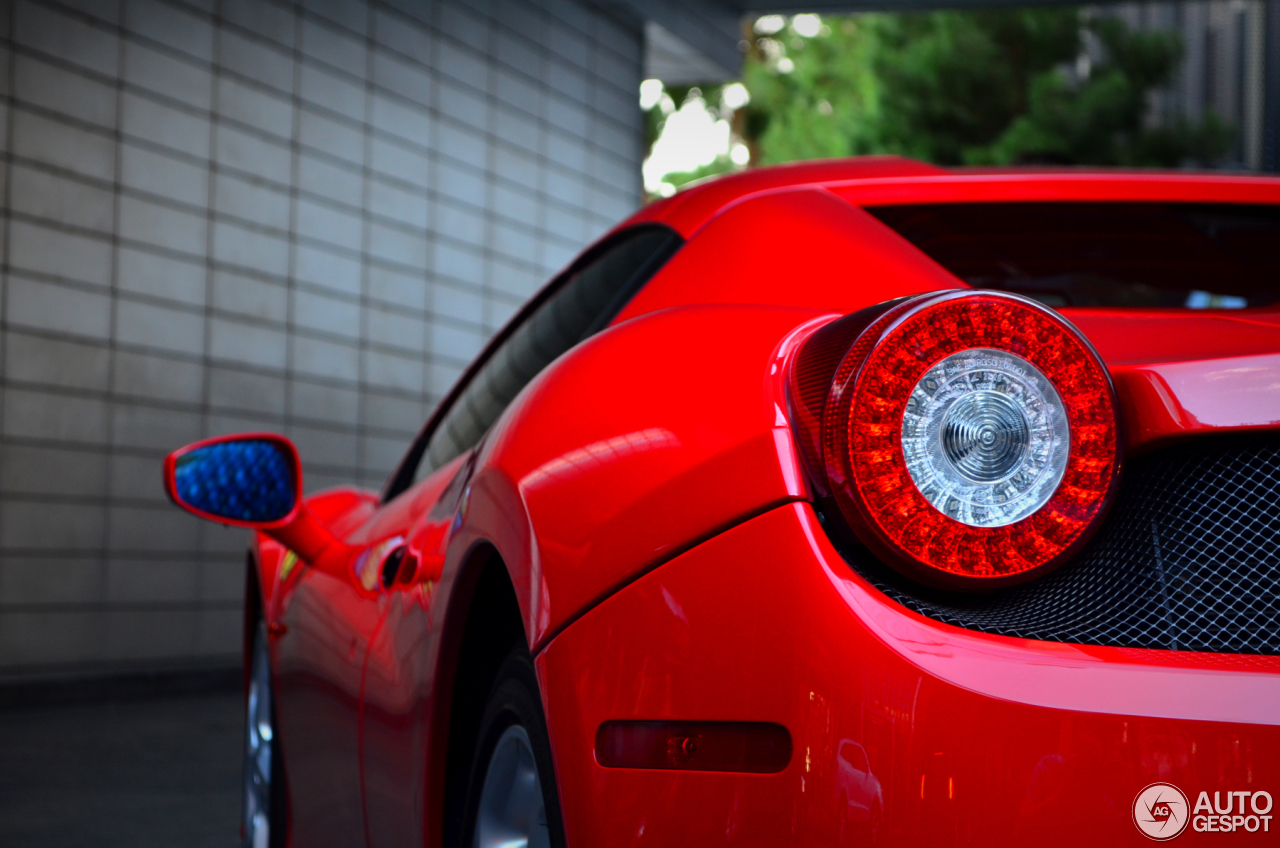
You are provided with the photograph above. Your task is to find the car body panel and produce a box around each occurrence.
[625,162,1277,241]
[467,303,823,650]
[265,475,451,848]
[834,738,882,838]
[1067,311,1280,367]
[272,548,375,848]
[539,502,1280,847]
[360,452,472,848]
[254,486,381,848]
[612,187,964,326]
[1110,351,1280,452]
[254,487,378,618]
[624,156,947,237]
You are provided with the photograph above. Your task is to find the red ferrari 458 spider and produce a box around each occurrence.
[165,158,1280,848]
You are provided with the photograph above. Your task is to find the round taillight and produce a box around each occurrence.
[812,290,1119,589]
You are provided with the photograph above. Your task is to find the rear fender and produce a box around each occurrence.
[614,186,964,324]
[451,304,841,651]
[422,305,829,848]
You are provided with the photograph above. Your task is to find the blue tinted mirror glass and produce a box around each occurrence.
[174,440,296,523]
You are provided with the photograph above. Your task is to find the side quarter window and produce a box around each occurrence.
[389,225,682,496]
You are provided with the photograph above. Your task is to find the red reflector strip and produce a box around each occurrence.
[595,721,792,773]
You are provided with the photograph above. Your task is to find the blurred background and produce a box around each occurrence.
[0,0,1274,842]
[646,2,1276,193]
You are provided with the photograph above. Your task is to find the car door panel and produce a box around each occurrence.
[361,453,474,848]
[268,482,432,848]
[272,554,378,848]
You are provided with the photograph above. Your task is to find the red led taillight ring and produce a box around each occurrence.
[822,290,1120,589]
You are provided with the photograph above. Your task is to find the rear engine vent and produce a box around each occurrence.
[842,434,1280,654]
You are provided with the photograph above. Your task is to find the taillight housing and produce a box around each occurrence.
[790,290,1120,590]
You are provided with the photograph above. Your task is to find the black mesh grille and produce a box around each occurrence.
[845,435,1280,654]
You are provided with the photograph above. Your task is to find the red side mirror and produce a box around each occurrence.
[164,433,302,528]
[164,433,344,568]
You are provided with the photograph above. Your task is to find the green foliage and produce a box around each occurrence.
[731,9,1234,169]
[969,17,1234,165]
[868,9,1080,163]
[742,18,881,165]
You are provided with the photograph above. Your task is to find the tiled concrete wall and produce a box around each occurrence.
[0,0,644,676]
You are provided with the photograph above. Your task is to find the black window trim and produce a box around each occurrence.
[380,222,683,503]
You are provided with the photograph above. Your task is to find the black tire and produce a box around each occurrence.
[457,646,567,848]
[243,620,287,848]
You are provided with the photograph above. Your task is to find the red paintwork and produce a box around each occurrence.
[359,453,469,848]
[255,488,379,614]
[624,156,946,237]
[540,502,1280,847]
[478,303,820,649]
[158,160,1280,847]
[625,162,1276,240]
[1068,311,1280,452]
[1113,355,1280,453]
[613,187,963,325]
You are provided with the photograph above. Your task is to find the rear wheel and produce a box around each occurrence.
[460,647,566,848]
[243,621,284,848]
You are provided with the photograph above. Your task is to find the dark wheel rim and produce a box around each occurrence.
[243,623,274,848]
[473,724,549,848]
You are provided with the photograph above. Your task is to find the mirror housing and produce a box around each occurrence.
[164,433,301,528]
[164,433,343,567]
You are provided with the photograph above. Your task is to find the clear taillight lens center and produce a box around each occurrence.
[901,348,1069,528]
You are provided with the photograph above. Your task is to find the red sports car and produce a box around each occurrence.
[164,158,1280,848]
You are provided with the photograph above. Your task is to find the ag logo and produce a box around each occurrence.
[1134,783,1190,840]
